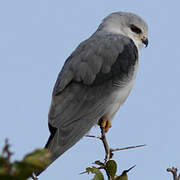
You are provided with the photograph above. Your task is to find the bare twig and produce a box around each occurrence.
[85,124,146,180]
[86,134,146,159]
[86,135,101,139]
[86,128,112,162]
[167,167,180,180]
[100,125,111,162]
[110,144,146,152]
[98,126,112,180]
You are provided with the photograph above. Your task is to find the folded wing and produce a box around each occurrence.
[37,32,138,175]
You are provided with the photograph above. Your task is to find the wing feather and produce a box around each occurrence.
[43,32,138,171]
[52,32,136,95]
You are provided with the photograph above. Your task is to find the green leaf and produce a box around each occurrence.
[23,149,50,170]
[0,142,51,180]
[0,166,7,175]
[0,175,17,180]
[115,173,128,180]
[0,148,50,180]
[0,157,6,166]
[86,167,104,180]
[106,160,117,178]
[116,165,135,180]
[13,161,35,179]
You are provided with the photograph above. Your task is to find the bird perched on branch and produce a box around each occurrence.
[36,11,148,175]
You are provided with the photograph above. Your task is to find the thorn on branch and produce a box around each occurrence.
[124,165,136,173]
[85,124,146,180]
[86,135,101,139]
[110,144,146,153]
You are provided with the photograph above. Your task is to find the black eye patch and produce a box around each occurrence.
[130,25,142,34]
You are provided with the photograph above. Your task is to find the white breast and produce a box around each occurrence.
[105,62,138,121]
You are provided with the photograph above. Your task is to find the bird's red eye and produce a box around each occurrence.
[130,25,142,34]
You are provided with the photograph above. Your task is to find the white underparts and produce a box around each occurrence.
[104,62,139,122]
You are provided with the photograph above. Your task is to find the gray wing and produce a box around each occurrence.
[37,32,138,175]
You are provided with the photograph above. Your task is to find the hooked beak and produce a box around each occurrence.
[142,37,148,47]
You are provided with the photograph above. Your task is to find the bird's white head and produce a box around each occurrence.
[98,11,148,50]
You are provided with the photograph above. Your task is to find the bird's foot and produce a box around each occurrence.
[99,117,112,133]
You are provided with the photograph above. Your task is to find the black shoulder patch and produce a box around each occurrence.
[92,39,138,85]
[111,39,138,76]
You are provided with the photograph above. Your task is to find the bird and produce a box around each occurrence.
[36,11,148,175]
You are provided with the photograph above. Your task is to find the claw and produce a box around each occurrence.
[99,116,112,133]
[105,121,112,132]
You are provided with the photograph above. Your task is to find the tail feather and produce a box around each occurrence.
[45,123,57,148]
[35,117,97,176]
[35,124,57,176]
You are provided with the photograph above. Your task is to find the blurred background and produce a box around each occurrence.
[0,0,180,179]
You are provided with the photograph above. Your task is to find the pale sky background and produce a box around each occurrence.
[0,0,180,180]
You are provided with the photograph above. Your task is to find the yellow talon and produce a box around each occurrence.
[105,121,112,133]
[99,116,112,133]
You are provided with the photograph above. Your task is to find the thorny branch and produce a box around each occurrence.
[86,125,146,180]
[86,129,145,162]
[110,144,146,152]
[100,125,111,162]
[167,167,180,180]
